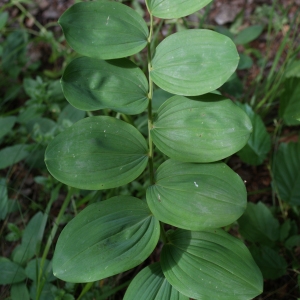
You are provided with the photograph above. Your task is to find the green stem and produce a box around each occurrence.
[36,187,74,300]
[159,222,168,244]
[14,2,46,34]
[147,13,154,185]
[77,282,94,300]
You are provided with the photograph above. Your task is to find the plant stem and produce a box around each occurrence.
[14,2,46,34]
[147,13,155,185]
[159,222,168,244]
[36,187,74,300]
[77,282,94,300]
[145,10,169,244]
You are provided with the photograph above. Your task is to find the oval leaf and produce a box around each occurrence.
[62,57,148,114]
[161,229,263,300]
[146,0,212,19]
[53,196,160,282]
[147,160,246,230]
[150,30,239,96]
[124,262,188,300]
[151,94,252,162]
[59,1,148,59]
[45,116,148,190]
[234,25,263,45]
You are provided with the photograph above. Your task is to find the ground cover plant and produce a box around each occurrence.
[0,0,300,299]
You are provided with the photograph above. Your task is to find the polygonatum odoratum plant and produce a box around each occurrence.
[45,1,263,299]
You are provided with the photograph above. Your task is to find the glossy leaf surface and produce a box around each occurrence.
[151,95,252,162]
[45,116,148,190]
[147,160,246,230]
[124,262,188,300]
[146,0,212,19]
[161,229,263,300]
[53,196,160,282]
[236,103,271,165]
[273,141,300,205]
[59,1,148,59]
[150,30,239,96]
[62,57,148,114]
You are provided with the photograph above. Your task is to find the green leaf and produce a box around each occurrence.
[285,235,300,250]
[0,260,26,284]
[273,141,300,205]
[61,57,148,114]
[280,219,292,242]
[237,53,253,70]
[285,60,300,78]
[53,196,160,282]
[26,117,57,136]
[6,223,22,241]
[124,262,188,300]
[250,245,287,280]
[161,229,263,300]
[2,31,27,76]
[0,178,8,220]
[58,104,85,127]
[59,1,148,59]
[0,144,29,170]
[147,160,246,230]
[25,258,56,282]
[18,105,42,124]
[279,78,300,125]
[151,95,252,162]
[234,25,263,45]
[146,0,212,19]
[150,30,239,96]
[12,212,45,265]
[238,202,279,245]
[45,116,148,190]
[236,103,271,165]
[215,26,234,39]
[30,282,57,300]
[220,72,243,97]
[11,283,30,300]
[0,11,9,30]
[152,89,173,112]
[0,116,16,139]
